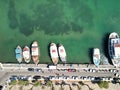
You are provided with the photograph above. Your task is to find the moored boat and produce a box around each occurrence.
[15,45,23,63]
[93,48,100,67]
[50,43,59,65]
[108,32,120,67]
[58,44,67,64]
[23,46,31,63]
[31,41,40,65]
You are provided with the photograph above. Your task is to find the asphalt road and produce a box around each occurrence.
[0,67,119,85]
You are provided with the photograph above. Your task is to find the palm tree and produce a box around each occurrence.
[51,84,55,90]
[41,85,45,90]
[78,81,84,86]
[77,84,81,90]
[28,86,33,90]
[69,84,72,90]
[59,85,64,90]
[19,86,23,90]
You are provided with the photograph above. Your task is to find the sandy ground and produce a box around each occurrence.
[3,81,120,90]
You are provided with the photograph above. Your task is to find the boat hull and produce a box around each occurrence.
[58,44,67,63]
[31,41,40,65]
[50,43,59,65]
[15,46,23,63]
[108,32,120,67]
[93,48,100,67]
[23,46,31,63]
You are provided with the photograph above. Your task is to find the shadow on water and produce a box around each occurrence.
[0,85,3,90]
[102,33,112,65]
[88,48,94,64]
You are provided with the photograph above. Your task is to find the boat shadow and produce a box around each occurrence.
[88,48,94,64]
[47,42,55,65]
[101,33,112,65]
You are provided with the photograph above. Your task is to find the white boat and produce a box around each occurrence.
[58,44,67,63]
[108,32,120,67]
[93,48,100,67]
[50,43,59,65]
[15,45,23,63]
[31,41,40,65]
[23,46,31,63]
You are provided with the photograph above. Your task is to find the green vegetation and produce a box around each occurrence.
[46,81,52,87]
[33,81,40,87]
[18,80,29,86]
[9,80,17,85]
[98,81,109,89]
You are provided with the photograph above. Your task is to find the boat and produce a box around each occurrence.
[108,32,120,67]
[15,45,23,63]
[93,48,100,67]
[23,46,31,63]
[50,43,59,65]
[31,41,40,65]
[58,44,67,63]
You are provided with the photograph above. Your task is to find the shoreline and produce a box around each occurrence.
[0,63,117,70]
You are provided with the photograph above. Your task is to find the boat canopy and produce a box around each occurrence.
[16,54,22,59]
[50,46,58,58]
[23,51,29,58]
[15,48,21,54]
[111,38,120,44]
[114,45,120,58]
[32,48,39,55]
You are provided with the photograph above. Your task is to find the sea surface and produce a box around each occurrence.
[0,0,120,64]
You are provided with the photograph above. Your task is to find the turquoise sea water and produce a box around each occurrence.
[0,0,120,64]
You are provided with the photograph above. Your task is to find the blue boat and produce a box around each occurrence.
[15,46,23,63]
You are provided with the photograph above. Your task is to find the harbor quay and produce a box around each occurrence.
[0,63,120,86]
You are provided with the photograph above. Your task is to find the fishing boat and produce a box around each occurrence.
[58,44,67,63]
[50,43,59,65]
[23,46,31,63]
[31,41,40,65]
[108,32,120,67]
[15,45,23,63]
[93,48,100,67]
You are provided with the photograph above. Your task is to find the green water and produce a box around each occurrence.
[0,0,120,64]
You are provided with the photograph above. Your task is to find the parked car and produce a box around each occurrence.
[67,69,76,72]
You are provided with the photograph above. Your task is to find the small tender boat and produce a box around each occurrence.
[93,48,100,67]
[108,32,120,67]
[31,41,40,65]
[58,44,67,64]
[50,43,59,65]
[23,46,31,63]
[15,45,23,63]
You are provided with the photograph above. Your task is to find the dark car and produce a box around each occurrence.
[28,68,34,71]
